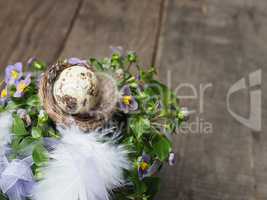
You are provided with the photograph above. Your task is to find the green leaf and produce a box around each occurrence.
[130,116,151,139]
[19,137,35,149]
[0,193,7,200]
[26,95,40,107]
[12,115,28,136]
[31,127,42,139]
[140,68,156,82]
[0,105,5,113]
[152,135,172,161]
[90,58,104,71]
[32,144,48,166]
[5,101,23,110]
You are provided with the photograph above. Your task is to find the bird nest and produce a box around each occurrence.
[39,61,118,131]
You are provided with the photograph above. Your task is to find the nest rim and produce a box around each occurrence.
[39,61,118,131]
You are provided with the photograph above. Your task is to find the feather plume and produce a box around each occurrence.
[33,125,130,200]
[0,112,12,155]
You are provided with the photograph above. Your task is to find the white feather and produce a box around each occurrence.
[33,125,130,200]
[0,112,12,155]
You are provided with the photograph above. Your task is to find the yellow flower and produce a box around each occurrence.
[1,88,7,98]
[17,82,27,93]
[11,70,19,80]
[140,162,149,171]
[122,95,132,105]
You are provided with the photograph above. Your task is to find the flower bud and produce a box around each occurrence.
[17,109,31,126]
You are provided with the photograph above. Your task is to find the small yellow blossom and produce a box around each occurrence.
[123,96,132,105]
[1,89,7,98]
[11,70,19,79]
[140,162,149,171]
[17,82,27,93]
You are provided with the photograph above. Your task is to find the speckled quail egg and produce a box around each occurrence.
[53,66,99,114]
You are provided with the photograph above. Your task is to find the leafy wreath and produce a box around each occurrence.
[0,49,188,200]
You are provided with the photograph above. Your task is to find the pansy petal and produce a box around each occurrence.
[141,154,151,163]
[24,74,32,86]
[27,57,36,67]
[68,57,86,65]
[145,160,161,177]
[14,62,23,72]
[5,65,14,75]
[118,102,129,113]
[129,97,138,111]
[121,85,131,96]
[138,168,143,178]
[13,91,22,98]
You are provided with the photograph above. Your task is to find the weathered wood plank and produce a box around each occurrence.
[60,0,163,67]
[0,0,82,71]
[156,0,267,199]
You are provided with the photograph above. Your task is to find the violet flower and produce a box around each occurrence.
[13,73,31,98]
[68,57,87,65]
[5,63,23,85]
[138,155,161,180]
[118,85,138,113]
[138,155,150,179]
[0,83,9,105]
[0,156,35,200]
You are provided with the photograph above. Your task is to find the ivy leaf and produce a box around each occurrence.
[5,101,23,111]
[130,116,151,139]
[152,135,172,161]
[12,115,28,136]
[26,95,40,107]
[140,68,156,82]
[0,193,7,200]
[19,137,35,148]
[90,58,104,71]
[0,105,5,113]
[32,144,48,166]
[31,127,42,139]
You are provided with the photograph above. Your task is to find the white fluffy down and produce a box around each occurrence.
[33,126,129,200]
[0,112,12,155]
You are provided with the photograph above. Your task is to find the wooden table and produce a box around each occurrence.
[0,0,266,199]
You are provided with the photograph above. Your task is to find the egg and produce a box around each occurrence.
[53,66,99,114]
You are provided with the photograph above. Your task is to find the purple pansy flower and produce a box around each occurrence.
[68,57,87,65]
[13,73,31,98]
[5,63,23,85]
[138,154,161,180]
[0,82,9,105]
[0,156,35,200]
[138,154,150,179]
[118,85,138,113]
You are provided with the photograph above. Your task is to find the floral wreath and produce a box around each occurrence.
[0,49,188,200]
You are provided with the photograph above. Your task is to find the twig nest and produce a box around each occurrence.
[39,61,118,131]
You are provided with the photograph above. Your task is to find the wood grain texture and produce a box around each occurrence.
[60,0,163,67]
[1,0,267,199]
[155,0,267,199]
[0,0,82,71]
